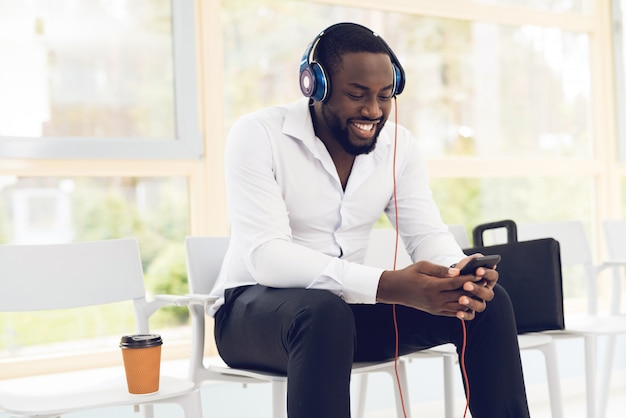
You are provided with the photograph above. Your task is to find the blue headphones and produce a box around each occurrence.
[299,22,406,102]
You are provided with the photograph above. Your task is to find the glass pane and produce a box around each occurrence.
[396,22,591,158]
[222,1,592,159]
[0,0,175,139]
[473,0,589,13]
[431,177,594,228]
[431,176,595,314]
[0,176,189,357]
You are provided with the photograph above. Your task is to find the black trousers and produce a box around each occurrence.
[214,284,530,418]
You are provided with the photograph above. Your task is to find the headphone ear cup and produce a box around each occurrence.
[299,66,315,98]
[392,63,405,97]
[300,61,328,102]
[311,62,329,102]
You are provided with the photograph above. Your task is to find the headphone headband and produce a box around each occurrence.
[299,22,406,102]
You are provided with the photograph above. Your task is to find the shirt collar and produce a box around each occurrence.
[282,97,393,159]
[282,98,316,147]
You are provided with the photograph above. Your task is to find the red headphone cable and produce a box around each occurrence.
[390,97,470,418]
[390,98,408,418]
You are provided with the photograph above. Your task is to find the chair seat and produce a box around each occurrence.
[564,314,626,335]
[413,344,456,355]
[207,358,401,382]
[517,334,553,349]
[405,334,554,357]
[0,375,196,416]
[351,359,400,373]
[208,365,287,382]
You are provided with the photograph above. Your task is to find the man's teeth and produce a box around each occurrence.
[353,122,374,131]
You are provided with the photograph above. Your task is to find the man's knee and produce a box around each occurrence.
[288,289,356,348]
[481,283,518,331]
[491,283,514,312]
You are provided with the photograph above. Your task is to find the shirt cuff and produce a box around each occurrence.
[318,259,383,304]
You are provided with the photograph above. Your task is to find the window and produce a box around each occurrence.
[222,4,593,159]
[0,0,201,159]
[473,0,589,13]
[0,0,202,363]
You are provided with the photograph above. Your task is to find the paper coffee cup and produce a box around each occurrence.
[120,334,163,394]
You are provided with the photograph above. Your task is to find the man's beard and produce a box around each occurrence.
[321,105,385,156]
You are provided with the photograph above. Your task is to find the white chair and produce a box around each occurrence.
[601,219,626,315]
[601,219,626,418]
[182,236,410,418]
[0,238,202,418]
[517,220,626,418]
[369,226,564,418]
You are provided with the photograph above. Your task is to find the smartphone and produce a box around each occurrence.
[459,254,501,275]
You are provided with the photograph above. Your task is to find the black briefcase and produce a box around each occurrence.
[465,219,565,334]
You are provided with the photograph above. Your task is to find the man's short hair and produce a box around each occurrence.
[313,23,391,77]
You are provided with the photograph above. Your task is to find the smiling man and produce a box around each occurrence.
[209,22,530,418]
[313,51,392,159]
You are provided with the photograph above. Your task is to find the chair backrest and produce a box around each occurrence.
[0,238,146,312]
[517,220,601,314]
[602,219,626,314]
[184,236,230,294]
[602,219,626,260]
[183,236,230,383]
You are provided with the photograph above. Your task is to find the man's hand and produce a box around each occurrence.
[376,256,499,320]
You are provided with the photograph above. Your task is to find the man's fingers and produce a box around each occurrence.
[439,298,482,319]
[406,261,492,320]
[463,281,494,302]
[413,260,459,278]
[459,294,487,313]
[440,308,475,320]
[456,310,476,320]
[439,275,482,292]
[439,309,461,317]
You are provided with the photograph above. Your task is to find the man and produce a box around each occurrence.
[210,22,530,417]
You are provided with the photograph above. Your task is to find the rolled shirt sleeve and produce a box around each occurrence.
[250,238,383,304]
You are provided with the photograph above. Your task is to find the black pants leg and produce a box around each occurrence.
[215,285,356,418]
[214,284,530,418]
[349,284,530,418]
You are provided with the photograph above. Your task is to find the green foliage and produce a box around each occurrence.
[431,178,481,229]
[0,304,136,351]
[145,242,190,326]
[74,186,139,241]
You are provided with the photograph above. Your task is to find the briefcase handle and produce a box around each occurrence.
[472,219,518,246]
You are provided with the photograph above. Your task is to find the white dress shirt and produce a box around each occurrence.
[208,98,465,316]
